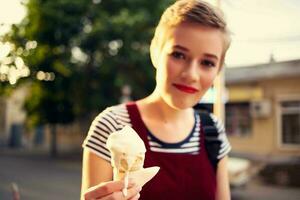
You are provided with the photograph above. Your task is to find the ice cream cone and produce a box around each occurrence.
[106,126,159,196]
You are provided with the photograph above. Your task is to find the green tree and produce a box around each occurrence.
[5,0,173,156]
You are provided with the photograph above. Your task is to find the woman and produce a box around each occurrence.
[81,0,232,199]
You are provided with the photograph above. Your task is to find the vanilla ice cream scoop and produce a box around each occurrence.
[106,126,159,196]
[106,126,146,176]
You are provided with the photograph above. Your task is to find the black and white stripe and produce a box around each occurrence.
[148,114,201,154]
[208,113,232,159]
[82,104,231,162]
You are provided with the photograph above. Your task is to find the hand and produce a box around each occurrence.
[84,180,141,200]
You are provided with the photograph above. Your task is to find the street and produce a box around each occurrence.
[0,150,82,200]
[1,149,300,200]
[231,178,300,200]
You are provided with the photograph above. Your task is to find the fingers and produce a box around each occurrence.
[84,180,140,200]
[84,180,126,199]
[125,185,141,199]
[128,192,141,200]
[100,186,141,200]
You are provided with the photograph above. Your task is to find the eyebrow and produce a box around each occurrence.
[173,45,188,52]
[173,45,219,60]
[203,53,219,60]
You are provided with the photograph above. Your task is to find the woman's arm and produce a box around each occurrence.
[215,156,231,200]
[81,149,113,199]
[80,149,141,200]
[81,149,113,191]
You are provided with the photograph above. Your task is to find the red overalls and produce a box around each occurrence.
[126,102,216,200]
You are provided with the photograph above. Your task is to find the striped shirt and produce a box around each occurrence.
[82,104,231,162]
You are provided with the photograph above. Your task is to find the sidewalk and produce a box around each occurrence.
[232,177,300,200]
[0,148,82,200]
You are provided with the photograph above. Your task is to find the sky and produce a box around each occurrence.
[222,0,300,67]
[1,0,300,67]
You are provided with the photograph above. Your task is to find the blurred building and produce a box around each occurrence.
[225,59,300,161]
[0,85,27,147]
[0,81,88,152]
[0,97,6,144]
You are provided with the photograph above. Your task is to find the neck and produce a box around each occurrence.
[138,89,193,123]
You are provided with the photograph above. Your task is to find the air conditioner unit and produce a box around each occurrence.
[250,100,271,118]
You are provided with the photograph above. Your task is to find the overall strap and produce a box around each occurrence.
[198,111,221,171]
[125,102,150,150]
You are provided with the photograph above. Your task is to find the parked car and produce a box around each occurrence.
[228,157,264,188]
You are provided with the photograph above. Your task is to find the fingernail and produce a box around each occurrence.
[135,193,141,200]
[137,186,142,192]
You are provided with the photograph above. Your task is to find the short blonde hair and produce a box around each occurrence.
[150,0,231,68]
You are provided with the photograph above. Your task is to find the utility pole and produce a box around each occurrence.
[214,65,225,121]
[205,0,225,121]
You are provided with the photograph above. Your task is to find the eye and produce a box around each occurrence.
[170,51,186,60]
[201,59,216,67]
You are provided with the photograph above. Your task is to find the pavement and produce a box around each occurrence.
[1,148,300,200]
[0,149,82,200]
[231,178,300,200]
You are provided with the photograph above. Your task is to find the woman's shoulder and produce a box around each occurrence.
[97,103,127,117]
[196,111,225,135]
[208,113,225,134]
[93,103,131,129]
[82,103,131,161]
[198,112,231,161]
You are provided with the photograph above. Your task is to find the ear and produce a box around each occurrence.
[150,38,158,69]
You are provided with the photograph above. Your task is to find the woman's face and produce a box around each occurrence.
[155,22,223,109]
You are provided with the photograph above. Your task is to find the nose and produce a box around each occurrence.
[181,60,199,82]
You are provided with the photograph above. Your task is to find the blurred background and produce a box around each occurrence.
[0,0,300,199]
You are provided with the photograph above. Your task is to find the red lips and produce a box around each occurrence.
[172,83,199,94]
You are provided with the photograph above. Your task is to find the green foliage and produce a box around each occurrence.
[5,0,174,128]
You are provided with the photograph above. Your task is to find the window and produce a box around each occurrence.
[280,100,300,145]
[225,102,252,137]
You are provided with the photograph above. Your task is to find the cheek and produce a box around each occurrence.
[165,59,181,78]
[200,71,218,88]
[157,58,175,82]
